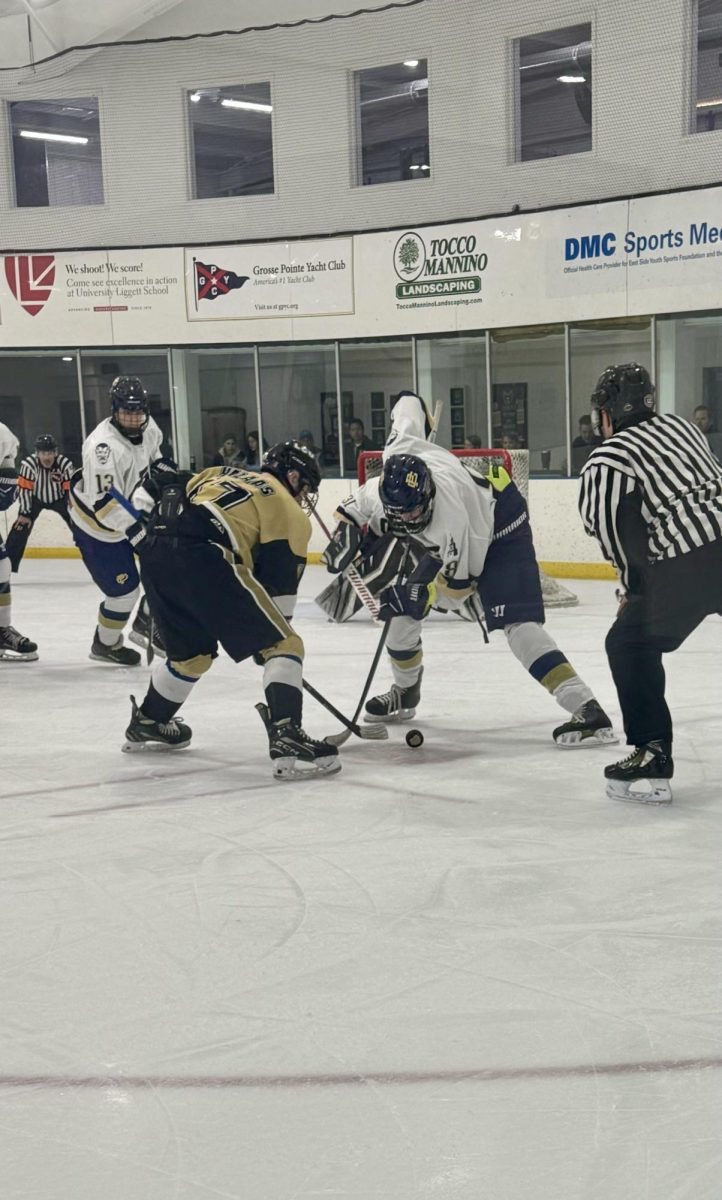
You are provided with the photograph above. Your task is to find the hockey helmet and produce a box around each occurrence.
[109,375,149,441]
[379,453,435,536]
[35,434,57,452]
[263,440,322,510]
[591,363,655,434]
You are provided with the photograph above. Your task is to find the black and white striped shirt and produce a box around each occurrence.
[579,413,722,591]
[17,452,73,514]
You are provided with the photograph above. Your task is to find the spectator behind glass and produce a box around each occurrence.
[211,436,242,467]
[242,430,269,469]
[571,414,602,474]
[692,405,722,460]
[298,429,324,466]
[465,434,483,449]
[343,417,373,474]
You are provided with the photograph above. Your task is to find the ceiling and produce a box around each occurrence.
[0,0,413,71]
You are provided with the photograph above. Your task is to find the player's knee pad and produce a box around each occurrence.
[504,621,560,670]
[388,642,423,672]
[261,631,304,664]
[263,654,303,691]
[169,653,213,680]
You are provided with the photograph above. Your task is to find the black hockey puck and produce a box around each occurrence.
[406,728,424,749]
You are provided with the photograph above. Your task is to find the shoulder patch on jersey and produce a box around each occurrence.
[95,442,112,465]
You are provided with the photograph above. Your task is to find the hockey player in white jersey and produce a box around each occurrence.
[69,375,167,665]
[323,391,616,747]
[0,422,38,661]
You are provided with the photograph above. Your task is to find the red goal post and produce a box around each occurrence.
[356,447,579,609]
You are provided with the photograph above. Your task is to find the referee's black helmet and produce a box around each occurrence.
[591,363,655,434]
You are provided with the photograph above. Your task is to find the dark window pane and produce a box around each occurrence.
[10,97,104,207]
[189,84,274,198]
[355,59,430,185]
[517,24,592,162]
[695,1,722,132]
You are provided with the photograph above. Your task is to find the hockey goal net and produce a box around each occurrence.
[357,448,578,609]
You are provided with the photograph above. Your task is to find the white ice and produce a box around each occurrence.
[2,561,722,1200]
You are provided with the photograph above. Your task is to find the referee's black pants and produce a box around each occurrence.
[6,497,71,571]
[605,540,722,746]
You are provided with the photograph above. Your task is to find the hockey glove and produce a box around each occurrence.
[378,552,443,622]
[322,519,361,574]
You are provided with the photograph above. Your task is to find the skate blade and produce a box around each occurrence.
[122,740,191,753]
[606,778,672,805]
[0,651,38,662]
[128,630,165,655]
[363,708,415,724]
[273,755,342,781]
[90,652,141,667]
[555,727,619,748]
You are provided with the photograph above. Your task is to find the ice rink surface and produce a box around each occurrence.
[2,560,722,1200]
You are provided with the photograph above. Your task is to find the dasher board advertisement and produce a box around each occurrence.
[184,239,354,321]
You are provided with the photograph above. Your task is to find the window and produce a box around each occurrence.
[569,319,652,474]
[188,84,274,198]
[656,312,722,458]
[694,1,722,132]
[0,353,83,464]
[415,334,489,448]
[181,348,257,470]
[80,353,173,454]
[10,98,104,207]
[515,24,592,161]
[354,59,429,185]
[258,344,336,474]
[490,325,566,474]
[339,339,414,473]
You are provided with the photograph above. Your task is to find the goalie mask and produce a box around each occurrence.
[263,440,321,511]
[109,375,150,443]
[591,363,655,435]
[379,454,435,536]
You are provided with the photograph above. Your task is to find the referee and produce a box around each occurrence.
[6,434,73,572]
[580,363,722,804]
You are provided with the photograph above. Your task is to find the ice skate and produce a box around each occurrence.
[553,699,617,747]
[122,695,192,752]
[0,625,38,661]
[604,741,673,805]
[364,668,423,723]
[257,704,341,780]
[129,598,166,657]
[90,629,141,666]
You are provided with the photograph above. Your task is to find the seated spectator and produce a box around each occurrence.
[241,430,269,469]
[692,405,722,460]
[571,414,602,474]
[465,433,483,449]
[211,436,243,468]
[343,417,373,475]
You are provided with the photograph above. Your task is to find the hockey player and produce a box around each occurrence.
[0,422,38,661]
[123,442,341,781]
[323,391,615,747]
[69,375,167,665]
[580,363,722,804]
[6,434,73,572]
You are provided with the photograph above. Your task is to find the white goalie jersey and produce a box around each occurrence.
[338,393,496,604]
[69,416,163,543]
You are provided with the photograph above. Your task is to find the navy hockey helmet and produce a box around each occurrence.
[591,363,655,435]
[379,453,435,536]
[35,434,57,452]
[263,440,322,510]
[109,375,149,441]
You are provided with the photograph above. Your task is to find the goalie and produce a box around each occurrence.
[322,391,616,748]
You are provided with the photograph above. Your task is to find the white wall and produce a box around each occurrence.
[0,0,718,250]
[4,477,609,568]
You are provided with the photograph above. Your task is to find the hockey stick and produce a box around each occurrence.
[323,616,391,747]
[302,678,388,741]
[108,485,156,663]
[312,508,381,619]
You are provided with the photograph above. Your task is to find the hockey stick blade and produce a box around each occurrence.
[302,678,388,743]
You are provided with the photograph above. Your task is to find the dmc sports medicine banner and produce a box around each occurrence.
[1,185,722,347]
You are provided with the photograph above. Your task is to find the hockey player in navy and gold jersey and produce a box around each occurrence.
[124,441,341,780]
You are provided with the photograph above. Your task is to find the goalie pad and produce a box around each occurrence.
[314,532,425,622]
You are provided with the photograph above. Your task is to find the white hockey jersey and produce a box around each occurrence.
[0,421,19,467]
[69,416,163,543]
[338,393,496,603]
